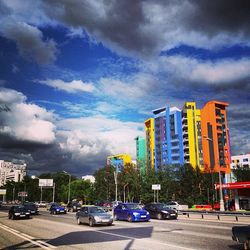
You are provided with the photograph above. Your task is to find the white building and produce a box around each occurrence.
[82,175,95,183]
[231,153,250,169]
[0,160,26,186]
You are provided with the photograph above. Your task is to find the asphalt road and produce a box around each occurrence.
[0,209,249,250]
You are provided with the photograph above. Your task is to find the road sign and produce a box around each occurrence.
[18,191,28,197]
[39,179,53,187]
[0,189,6,195]
[225,195,229,200]
[152,184,161,190]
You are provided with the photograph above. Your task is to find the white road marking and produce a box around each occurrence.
[0,223,56,249]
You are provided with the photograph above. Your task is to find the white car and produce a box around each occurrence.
[165,201,188,211]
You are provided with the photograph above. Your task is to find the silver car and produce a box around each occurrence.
[76,205,113,227]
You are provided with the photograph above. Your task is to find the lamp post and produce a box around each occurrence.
[63,171,71,204]
[203,136,225,212]
[114,171,118,202]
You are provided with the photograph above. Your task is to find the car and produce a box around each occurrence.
[67,201,81,212]
[8,205,31,220]
[23,202,39,215]
[76,205,113,227]
[49,202,67,214]
[144,203,178,220]
[165,201,188,211]
[114,202,150,222]
[35,201,47,208]
[96,201,113,211]
[232,225,250,250]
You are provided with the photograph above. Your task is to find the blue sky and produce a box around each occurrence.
[0,0,249,177]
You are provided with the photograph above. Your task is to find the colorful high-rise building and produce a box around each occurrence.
[144,118,155,171]
[107,154,132,172]
[135,136,147,174]
[182,102,203,169]
[200,101,231,173]
[153,107,184,170]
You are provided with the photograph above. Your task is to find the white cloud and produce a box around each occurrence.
[0,88,56,144]
[57,115,144,160]
[38,79,96,93]
[146,56,250,86]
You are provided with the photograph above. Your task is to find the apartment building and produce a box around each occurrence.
[0,160,26,186]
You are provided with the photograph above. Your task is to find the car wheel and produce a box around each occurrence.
[243,239,249,250]
[26,215,30,219]
[127,215,132,222]
[12,214,15,220]
[114,214,118,221]
[89,218,94,227]
[8,214,11,219]
[157,213,162,220]
[77,217,81,225]
[53,210,56,215]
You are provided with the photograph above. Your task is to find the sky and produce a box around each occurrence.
[0,0,249,177]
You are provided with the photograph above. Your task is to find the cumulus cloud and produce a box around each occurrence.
[0,87,56,144]
[39,0,250,57]
[0,21,58,64]
[38,79,96,93]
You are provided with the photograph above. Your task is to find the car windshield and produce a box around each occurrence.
[126,204,142,210]
[154,203,170,209]
[89,207,105,213]
[52,203,60,206]
[14,206,26,212]
[24,204,36,209]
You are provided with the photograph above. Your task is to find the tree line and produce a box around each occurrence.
[3,164,249,206]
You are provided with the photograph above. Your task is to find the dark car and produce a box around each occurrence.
[144,203,178,220]
[76,205,113,227]
[67,201,81,212]
[8,205,31,220]
[114,203,150,222]
[232,225,250,250]
[49,202,67,214]
[23,202,39,215]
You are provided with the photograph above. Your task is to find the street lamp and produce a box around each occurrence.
[63,171,71,204]
[203,136,225,212]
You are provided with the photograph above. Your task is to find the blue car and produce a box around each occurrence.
[49,203,67,215]
[114,203,150,222]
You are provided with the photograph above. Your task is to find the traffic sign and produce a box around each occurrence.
[152,184,161,190]
[18,191,28,197]
[224,195,229,200]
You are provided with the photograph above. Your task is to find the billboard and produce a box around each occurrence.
[113,159,124,173]
[39,179,53,187]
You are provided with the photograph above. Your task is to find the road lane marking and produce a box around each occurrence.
[90,228,197,250]
[0,223,56,249]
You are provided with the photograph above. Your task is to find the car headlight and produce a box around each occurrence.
[14,212,20,215]
[94,216,101,222]
[133,212,140,216]
[162,211,169,214]
[26,212,30,215]
[56,209,59,211]
[146,211,149,215]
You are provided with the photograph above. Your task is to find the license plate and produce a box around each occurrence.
[20,215,25,217]
[141,215,146,218]
[60,210,64,213]
[170,214,176,216]
[102,219,109,222]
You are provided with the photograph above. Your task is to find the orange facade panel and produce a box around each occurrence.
[201,101,231,174]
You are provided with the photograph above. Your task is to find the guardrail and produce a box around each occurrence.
[179,210,250,222]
